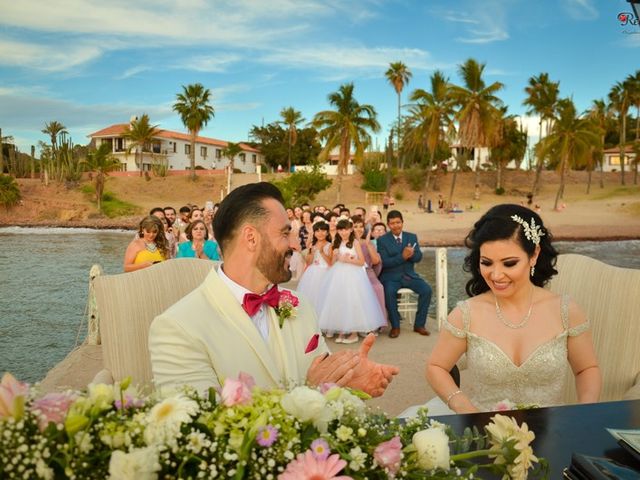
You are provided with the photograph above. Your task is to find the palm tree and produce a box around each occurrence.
[123,114,160,177]
[221,142,243,192]
[491,108,528,192]
[586,99,611,190]
[538,99,599,210]
[523,73,560,195]
[385,62,412,169]
[312,83,380,202]
[608,80,631,186]
[626,71,640,184]
[82,143,121,214]
[450,58,504,189]
[279,107,305,174]
[406,70,455,194]
[173,83,215,181]
[41,121,67,152]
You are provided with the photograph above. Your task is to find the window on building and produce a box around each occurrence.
[172,142,177,153]
[215,149,222,159]
[185,144,191,155]
[115,138,125,152]
[240,153,246,163]
[201,146,207,158]
[252,154,257,164]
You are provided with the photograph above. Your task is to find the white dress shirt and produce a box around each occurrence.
[218,265,270,342]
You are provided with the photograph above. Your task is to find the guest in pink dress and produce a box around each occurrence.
[352,216,387,326]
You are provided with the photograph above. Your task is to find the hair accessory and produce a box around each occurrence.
[312,217,329,226]
[337,215,353,225]
[511,214,545,246]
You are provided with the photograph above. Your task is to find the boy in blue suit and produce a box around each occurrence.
[377,210,432,338]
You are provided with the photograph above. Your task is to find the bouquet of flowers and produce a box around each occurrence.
[0,372,548,479]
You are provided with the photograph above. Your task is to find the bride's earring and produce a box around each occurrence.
[530,265,535,277]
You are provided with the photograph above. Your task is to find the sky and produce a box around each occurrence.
[1,0,639,155]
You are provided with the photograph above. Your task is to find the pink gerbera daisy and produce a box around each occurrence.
[278,451,352,480]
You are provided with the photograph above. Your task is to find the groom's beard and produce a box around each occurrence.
[257,238,292,285]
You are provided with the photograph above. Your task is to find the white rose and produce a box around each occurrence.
[88,383,115,409]
[108,447,160,480]
[412,428,450,471]
[281,386,333,432]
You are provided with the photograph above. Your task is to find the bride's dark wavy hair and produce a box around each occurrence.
[463,204,558,297]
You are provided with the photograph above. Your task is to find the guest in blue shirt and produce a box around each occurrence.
[176,220,220,260]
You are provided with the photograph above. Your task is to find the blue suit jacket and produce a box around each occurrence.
[377,231,422,282]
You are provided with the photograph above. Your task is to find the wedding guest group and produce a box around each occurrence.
[123,203,220,270]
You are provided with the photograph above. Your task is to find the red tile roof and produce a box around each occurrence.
[603,145,637,154]
[88,124,259,153]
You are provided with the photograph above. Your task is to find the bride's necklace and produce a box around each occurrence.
[494,286,534,329]
[144,241,157,253]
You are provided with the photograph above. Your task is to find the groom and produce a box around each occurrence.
[149,182,398,396]
[377,210,432,338]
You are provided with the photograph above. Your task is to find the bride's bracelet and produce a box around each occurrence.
[446,389,462,408]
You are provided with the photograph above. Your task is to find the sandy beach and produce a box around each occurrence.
[7,169,640,415]
[2,170,639,244]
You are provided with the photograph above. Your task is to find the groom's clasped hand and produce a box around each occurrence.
[306,333,399,397]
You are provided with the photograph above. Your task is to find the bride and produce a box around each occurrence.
[426,204,601,414]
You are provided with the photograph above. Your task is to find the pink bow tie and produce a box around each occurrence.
[242,285,280,316]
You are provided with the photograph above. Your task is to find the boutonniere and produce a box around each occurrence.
[274,289,299,328]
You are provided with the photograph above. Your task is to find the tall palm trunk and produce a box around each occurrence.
[287,129,292,174]
[619,115,627,186]
[532,119,544,195]
[385,130,393,196]
[336,132,350,203]
[422,145,435,198]
[397,92,402,169]
[190,131,197,181]
[448,151,466,206]
[554,154,567,210]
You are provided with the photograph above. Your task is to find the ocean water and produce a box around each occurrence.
[0,227,639,383]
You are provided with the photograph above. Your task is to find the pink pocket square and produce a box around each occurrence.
[305,334,320,354]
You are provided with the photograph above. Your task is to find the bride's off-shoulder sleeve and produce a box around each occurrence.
[443,301,469,339]
[561,293,591,337]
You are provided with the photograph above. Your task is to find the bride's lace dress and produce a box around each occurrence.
[444,294,590,411]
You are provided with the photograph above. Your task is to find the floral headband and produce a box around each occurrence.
[312,217,329,226]
[337,215,353,225]
[511,214,545,246]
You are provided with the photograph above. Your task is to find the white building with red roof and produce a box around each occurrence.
[88,121,263,174]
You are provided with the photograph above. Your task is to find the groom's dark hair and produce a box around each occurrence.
[213,182,285,254]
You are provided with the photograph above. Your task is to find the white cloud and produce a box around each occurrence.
[259,44,438,73]
[457,28,509,44]
[435,1,511,44]
[562,0,599,21]
[172,53,242,73]
[117,65,151,80]
[0,37,103,71]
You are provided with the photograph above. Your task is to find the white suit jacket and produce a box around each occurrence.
[148,266,329,392]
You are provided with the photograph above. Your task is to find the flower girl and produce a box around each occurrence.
[317,218,387,344]
[297,218,332,315]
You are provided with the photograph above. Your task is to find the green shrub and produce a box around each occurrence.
[80,184,94,195]
[271,165,332,205]
[404,166,426,191]
[394,190,404,201]
[101,191,140,218]
[495,187,505,195]
[0,175,21,209]
[361,168,388,192]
